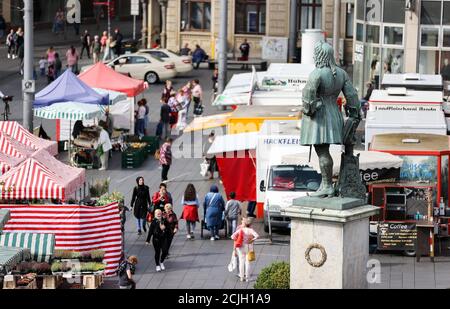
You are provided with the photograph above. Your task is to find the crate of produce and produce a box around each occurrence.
[141,136,159,155]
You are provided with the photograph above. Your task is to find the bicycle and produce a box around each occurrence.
[1,95,13,121]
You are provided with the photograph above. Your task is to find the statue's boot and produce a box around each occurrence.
[309,152,334,198]
[309,184,334,198]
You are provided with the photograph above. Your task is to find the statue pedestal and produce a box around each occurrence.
[282,197,379,289]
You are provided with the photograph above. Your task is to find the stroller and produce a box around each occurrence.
[200,207,228,239]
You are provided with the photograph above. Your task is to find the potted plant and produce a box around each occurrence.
[80,251,92,262]
[51,262,62,273]
[254,261,290,289]
[90,250,105,262]
[52,249,65,260]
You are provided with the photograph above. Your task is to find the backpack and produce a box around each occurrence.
[116,260,128,276]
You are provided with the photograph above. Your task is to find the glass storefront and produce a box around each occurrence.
[419,1,450,76]
[354,0,405,96]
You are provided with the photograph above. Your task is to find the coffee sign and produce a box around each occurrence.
[378,223,417,251]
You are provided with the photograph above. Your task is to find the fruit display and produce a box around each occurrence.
[129,142,147,149]
[16,273,37,286]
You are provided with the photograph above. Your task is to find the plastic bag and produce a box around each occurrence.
[227,251,237,272]
[200,159,209,177]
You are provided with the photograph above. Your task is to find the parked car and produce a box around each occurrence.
[138,48,193,74]
[122,39,140,54]
[81,53,176,84]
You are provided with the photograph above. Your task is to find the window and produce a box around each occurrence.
[421,27,440,47]
[235,0,266,34]
[383,0,405,24]
[299,0,322,31]
[444,2,450,25]
[356,0,365,20]
[149,51,169,59]
[268,166,321,192]
[356,23,364,41]
[181,0,211,31]
[384,26,403,46]
[366,24,380,44]
[421,1,442,25]
[346,4,355,38]
[130,56,150,64]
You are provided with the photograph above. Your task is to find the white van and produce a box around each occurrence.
[365,89,446,150]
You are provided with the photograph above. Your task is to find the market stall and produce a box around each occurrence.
[0,233,55,263]
[78,62,147,132]
[369,133,450,257]
[0,121,58,156]
[0,148,85,202]
[183,112,233,134]
[0,209,10,231]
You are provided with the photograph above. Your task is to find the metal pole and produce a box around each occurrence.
[332,0,341,64]
[108,0,111,36]
[141,0,147,48]
[218,0,228,94]
[288,0,297,63]
[133,15,136,40]
[23,0,34,132]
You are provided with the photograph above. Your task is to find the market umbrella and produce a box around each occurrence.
[33,69,109,108]
[93,88,127,105]
[34,101,105,121]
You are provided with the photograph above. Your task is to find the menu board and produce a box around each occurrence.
[377,223,417,251]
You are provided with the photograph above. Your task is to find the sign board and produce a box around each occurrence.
[371,105,441,112]
[261,37,288,62]
[66,0,81,24]
[131,0,139,15]
[261,76,308,90]
[22,80,35,93]
[354,43,364,63]
[360,167,400,185]
[377,222,417,251]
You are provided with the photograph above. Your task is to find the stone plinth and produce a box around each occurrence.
[282,197,379,289]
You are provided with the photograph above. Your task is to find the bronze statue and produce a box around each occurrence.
[301,41,365,199]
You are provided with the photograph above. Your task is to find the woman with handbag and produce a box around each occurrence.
[163,203,178,258]
[130,177,151,236]
[204,185,225,241]
[231,217,259,282]
[180,184,200,239]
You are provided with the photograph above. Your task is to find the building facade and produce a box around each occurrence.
[147,0,355,64]
[353,0,450,96]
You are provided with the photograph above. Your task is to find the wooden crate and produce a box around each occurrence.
[42,275,62,289]
[83,274,103,289]
[3,275,16,289]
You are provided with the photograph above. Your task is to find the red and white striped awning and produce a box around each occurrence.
[0,158,66,200]
[0,121,58,156]
[0,152,25,175]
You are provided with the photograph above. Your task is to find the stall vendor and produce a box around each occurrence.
[96,121,113,170]
[72,120,85,139]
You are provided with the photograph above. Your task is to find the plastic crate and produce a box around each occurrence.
[124,136,159,155]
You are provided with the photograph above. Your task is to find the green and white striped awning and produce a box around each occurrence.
[0,233,55,262]
[34,102,105,121]
[0,209,10,231]
[0,246,31,274]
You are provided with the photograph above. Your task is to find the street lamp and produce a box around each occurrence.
[158,0,167,48]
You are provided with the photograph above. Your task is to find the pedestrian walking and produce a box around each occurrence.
[179,43,191,56]
[160,99,171,141]
[130,176,151,236]
[100,31,108,52]
[175,89,188,131]
[136,100,146,137]
[180,183,200,239]
[152,183,173,213]
[159,137,173,182]
[80,30,91,59]
[112,28,123,56]
[212,68,219,92]
[225,192,242,235]
[39,57,47,77]
[103,35,113,61]
[54,53,62,79]
[142,98,150,135]
[117,255,138,289]
[163,203,178,257]
[231,217,259,282]
[47,63,55,84]
[14,28,24,60]
[192,79,203,116]
[167,90,179,128]
[204,185,225,241]
[182,82,192,115]
[203,131,217,179]
[161,80,173,103]
[246,201,257,218]
[46,46,57,65]
[66,45,79,74]
[92,35,101,63]
[146,209,168,272]
[6,29,14,59]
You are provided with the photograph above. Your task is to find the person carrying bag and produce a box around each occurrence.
[231,218,259,282]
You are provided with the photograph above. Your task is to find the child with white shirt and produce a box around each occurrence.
[39,57,47,77]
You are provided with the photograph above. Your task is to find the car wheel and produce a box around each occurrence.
[145,71,159,84]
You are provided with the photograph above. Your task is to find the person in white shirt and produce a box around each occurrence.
[231,217,259,282]
[96,121,112,170]
[136,100,146,137]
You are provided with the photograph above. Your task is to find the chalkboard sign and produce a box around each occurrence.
[377,223,417,251]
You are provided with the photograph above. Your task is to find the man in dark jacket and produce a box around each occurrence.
[360,82,374,118]
[80,30,91,59]
[113,28,123,56]
[239,39,250,69]
[160,100,172,141]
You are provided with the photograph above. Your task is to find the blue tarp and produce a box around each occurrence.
[33,70,109,108]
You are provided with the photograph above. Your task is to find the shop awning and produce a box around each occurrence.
[78,62,146,97]
[0,209,10,231]
[0,149,86,200]
[0,121,58,156]
[34,102,105,121]
[0,152,25,175]
[0,246,31,274]
[93,88,127,104]
[183,113,233,133]
[281,150,404,176]
[33,69,109,108]
[0,233,55,262]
